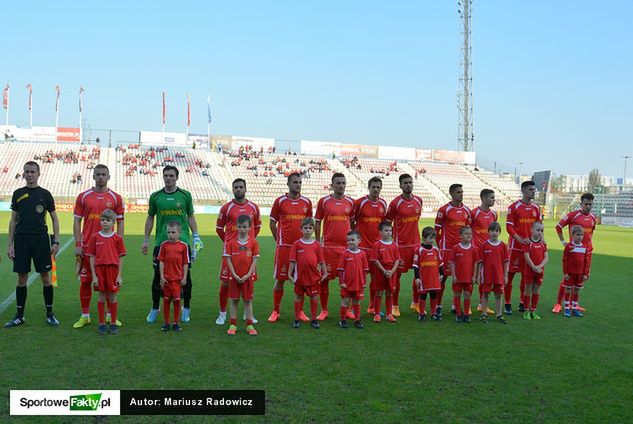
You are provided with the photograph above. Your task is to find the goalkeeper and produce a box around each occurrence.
[141,165,203,324]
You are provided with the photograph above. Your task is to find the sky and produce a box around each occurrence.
[2,1,632,178]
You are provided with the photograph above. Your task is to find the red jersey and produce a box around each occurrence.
[353,196,388,250]
[224,238,260,279]
[157,240,190,281]
[85,232,126,266]
[337,249,369,291]
[506,200,542,250]
[289,239,325,285]
[522,239,547,278]
[369,240,401,269]
[385,195,423,248]
[315,195,354,248]
[478,240,509,285]
[413,245,442,291]
[435,203,472,251]
[471,207,498,248]
[449,243,480,283]
[74,189,125,247]
[216,199,261,245]
[562,242,592,276]
[270,194,313,246]
[556,209,597,246]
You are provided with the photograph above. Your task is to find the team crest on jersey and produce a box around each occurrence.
[35,204,44,213]
[176,201,181,208]
[345,207,351,213]
[106,201,113,208]
[415,207,421,214]
[379,207,385,213]
[532,211,537,217]
[281,265,287,273]
[303,207,308,213]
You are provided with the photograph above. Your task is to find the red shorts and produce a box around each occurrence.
[562,274,584,289]
[94,265,120,293]
[441,249,453,276]
[481,282,504,295]
[163,281,182,300]
[452,282,473,293]
[220,256,231,282]
[521,273,544,285]
[273,245,292,281]
[294,283,320,297]
[398,246,417,272]
[509,249,525,273]
[340,288,365,300]
[324,246,346,280]
[78,255,93,284]
[370,271,396,292]
[229,278,254,301]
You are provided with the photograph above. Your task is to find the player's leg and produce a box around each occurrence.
[148,247,162,323]
[352,298,363,328]
[522,282,533,319]
[339,294,350,328]
[32,234,57,326]
[553,279,565,313]
[530,283,541,319]
[293,285,303,328]
[5,272,29,328]
[373,289,383,322]
[571,278,583,317]
[453,286,464,322]
[462,286,472,323]
[181,265,192,322]
[269,245,289,322]
[244,299,257,336]
[392,271,402,316]
[107,291,119,334]
[493,292,505,323]
[309,292,320,329]
[437,275,449,316]
[429,291,439,320]
[217,256,230,324]
[75,255,94,328]
[97,291,108,334]
[481,290,489,318]
[163,291,172,328]
[227,298,239,335]
[418,292,427,320]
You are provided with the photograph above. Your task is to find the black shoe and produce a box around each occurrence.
[436,305,443,316]
[418,314,426,322]
[354,320,364,329]
[431,313,441,321]
[338,320,349,329]
[455,315,463,323]
[4,315,25,328]
[504,304,513,315]
[450,307,457,315]
[46,314,59,327]
[310,320,320,329]
[518,303,525,313]
[109,324,119,334]
[463,315,471,323]
[496,315,507,324]
[172,323,182,332]
[98,323,108,335]
[161,323,170,332]
[293,320,301,329]
[480,315,488,324]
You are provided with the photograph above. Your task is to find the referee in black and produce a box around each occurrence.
[5,161,61,327]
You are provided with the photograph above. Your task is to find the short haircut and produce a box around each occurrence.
[163,165,179,177]
[331,172,345,183]
[421,226,436,239]
[571,225,584,235]
[24,161,40,172]
[232,178,246,188]
[480,188,494,199]
[449,183,462,194]
[532,221,544,230]
[167,220,182,230]
[94,164,109,173]
[488,222,502,232]
[100,209,116,221]
[347,230,361,239]
[237,215,251,225]
[459,226,472,235]
[287,172,302,183]
[368,176,383,188]
[301,217,315,228]
[378,220,392,231]
[521,180,536,190]
[399,173,412,184]
[581,193,595,202]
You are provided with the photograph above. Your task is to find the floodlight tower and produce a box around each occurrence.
[457,0,474,152]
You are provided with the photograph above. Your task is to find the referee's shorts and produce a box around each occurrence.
[13,233,52,274]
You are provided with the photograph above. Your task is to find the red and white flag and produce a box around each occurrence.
[162,91,166,125]
[55,85,61,112]
[26,83,32,111]
[187,93,191,128]
[79,86,84,112]
[2,84,8,110]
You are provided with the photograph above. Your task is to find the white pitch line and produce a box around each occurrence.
[0,237,74,315]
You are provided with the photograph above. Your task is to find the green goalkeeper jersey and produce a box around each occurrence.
[148,187,194,246]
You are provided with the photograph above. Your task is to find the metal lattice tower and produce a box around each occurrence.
[457,0,473,152]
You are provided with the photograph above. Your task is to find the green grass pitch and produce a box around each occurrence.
[0,211,632,423]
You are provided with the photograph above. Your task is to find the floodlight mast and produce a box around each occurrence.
[458,0,474,152]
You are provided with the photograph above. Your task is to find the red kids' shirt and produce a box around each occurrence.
[479,240,509,284]
[85,231,126,265]
[224,238,260,280]
[562,241,592,276]
[522,239,547,278]
[337,249,369,291]
[449,242,480,283]
[413,245,442,291]
[369,239,401,270]
[289,239,325,286]
[157,240,190,281]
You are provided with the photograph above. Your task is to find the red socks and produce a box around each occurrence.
[411,280,419,305]
[505,272,515,304]
[430,298,438,315]
[453,296,462,315]
[464,298,471,315]
[438,280,446,305]
[230,318,237,326]
[340,305,348,320]
[369,289,376,310]
[98,301,105,324]
[80,281,92,314]
[353,304,360,321]
[520,279,526,303]
[478,283,484,304]
[393,274,401,306]
[273,288,284,313]
[173,300,180,322]
[418,297,426,315]
[219,284,229,312]
[385,295,393,316]
[163,298,171,323]
[309,297,318,320]
[294,300,302,320]
[319,281,329,311]
[557,281,565,304]
[531,293,540,311]
[374,295,382,315]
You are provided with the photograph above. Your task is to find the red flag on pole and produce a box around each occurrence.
[187,94,191,128]
[162,92,166,125]
[79,86,84,112]
[26,83,32,111]
[2,84,8,110]
[55,85,60,112]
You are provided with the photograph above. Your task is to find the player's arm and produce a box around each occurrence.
[189,214,204,251]
[73,216,83,255]
[182,263,189,285]
[6,211,17,260]
[539,251,549,270]
[314,220,321,242]
[506,208,525,244]
[269,219,278,242]
[245,256,259,281]
[555,215,568,245]
[583,246,592,279]
[116,219,125,237]
[159,261,166,286]
[142,214,154,255]
[225,254,241,282]
[89,255,98,287]
[524,251,538,272]
[449,261,456,280]
[413,264,422,290]
[287,260,296,283]
[49,210,60,256]
[254,208,262,237]
[472,261,480,285]
[116,257,124,286]
[373,259,388,276]
[319,261,328,281]
[503,259,509,285]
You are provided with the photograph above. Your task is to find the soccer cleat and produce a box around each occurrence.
[486,307,495,315]
[367,307,375,315]
[518,303,525,313]
[504,304,513,315]
[564,308,572,317]
[496,315,507,324]
[98,323,108,335]
[552,303,562,314]
[267,310,280,323]
[243,313,258,324]
[572,309,583,317]
[463,315,471,323]
[431,313,441,321]
[436,305,443,316]
[310,320,320,329]
[450,306,456,315]
[298,311,310,322]
[354,320,364,329]
[392,306,401,317]
[246,325,258,336]
[346,310,356,320]
[455,315,463,323]
[373,314,381,323]
[215,311,227,326]
[293,320,301,329]
[73,316,91,329]
[227,324,238,335]
[477,304,484,312]
[576,305,586,312]
[317,310,329,321]
[467,307,472,316]
[386,314,397,323]
[172,323,182,332]
[523,311,532,320]
[161,323,171,332]
[46,314,60,327]
[531,312,541,320]
[410,302,420,314]
[108,324,119,334]
[4,316,25,328]
[104,313,121,327]
[480,315,488,324]
[338,319,349,329]
[181,307,191,323]
[146,308,159,324]
[418,314,426,322]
